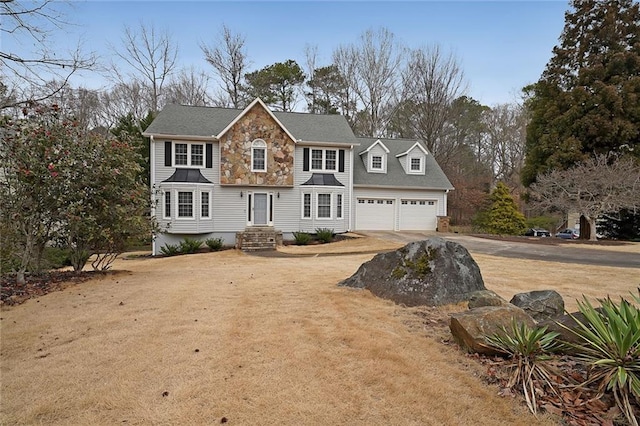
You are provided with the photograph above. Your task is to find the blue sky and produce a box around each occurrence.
[8,1,570,107]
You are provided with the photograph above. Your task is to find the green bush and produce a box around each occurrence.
[178,237,202,254]
[292,231,312,245]
[43,247,72,269]
[205,237,224,251]
[474,182,526,235]
[525,215,560,233]
[486,320,561,415]
[315,228,334,243]
[564,294,640,426]
[160,243,180,256]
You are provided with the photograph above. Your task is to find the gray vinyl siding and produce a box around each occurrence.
[293,144,352,234]
[152,139,218,184]
[352,187,448,231]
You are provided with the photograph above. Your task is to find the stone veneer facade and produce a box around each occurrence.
[219,103,295,186]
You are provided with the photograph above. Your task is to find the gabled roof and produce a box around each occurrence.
[353,138,454,190]
[162,169,213,184]
[396,141,428,157]
[143,99,358,146]
[215,98,297,143]
[359,139,390,155]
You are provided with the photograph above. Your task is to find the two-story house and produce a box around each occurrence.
[143,98,453,254]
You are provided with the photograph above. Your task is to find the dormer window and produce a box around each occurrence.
[372,156,383,170]
[410,157,423,173]
[251,139,267,172]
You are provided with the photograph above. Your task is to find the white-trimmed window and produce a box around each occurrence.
[317,193,332,219]
[371,155,383,170]
[201,191,210,218]
[252,139,267,172]
[302,193,311,219]
[177,191,194,218]
[336,194,343,219]
[409,156,424,173]
[163,191,171,219]
[174,143,204,167]
[311,149,337,171]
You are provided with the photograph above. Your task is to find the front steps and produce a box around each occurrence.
[235,227,283,251]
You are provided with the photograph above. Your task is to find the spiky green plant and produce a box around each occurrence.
[486,320,561,415]
[565,294,640,426]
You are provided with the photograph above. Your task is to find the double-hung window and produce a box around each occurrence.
[164,191,171,219]
[302,193,311,219]
[310,149,337,171]
[201,192,210,218]
[410,157,422,172]
[252,139,267,172]
[174,143,204,167]
[317,193,331,219]
[371,155,383,170]
[177,191,194,218]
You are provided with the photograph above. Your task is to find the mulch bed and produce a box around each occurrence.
[1,271,101,306]
[416,308,632,425]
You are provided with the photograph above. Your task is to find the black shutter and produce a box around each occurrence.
[205,143,213,168]
[164,141,172,166]
[303,148,309,171]
[338,149,345,172]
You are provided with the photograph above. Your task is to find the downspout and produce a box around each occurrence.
[349,145,354,232]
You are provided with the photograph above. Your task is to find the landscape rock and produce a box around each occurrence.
[339,238,486,307]
[510,290,565,322]
[449,305,536,355]
[539,310,596,347]
[467,290,510,309]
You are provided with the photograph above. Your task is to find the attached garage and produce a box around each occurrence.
[355,198,394,230]
[399,199,438,231]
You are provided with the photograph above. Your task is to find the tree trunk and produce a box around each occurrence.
[579,215,591,240]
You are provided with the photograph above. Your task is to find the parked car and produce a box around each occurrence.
[555,228,579,239]
[524,228,551,237]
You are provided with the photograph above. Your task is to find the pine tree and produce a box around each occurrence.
[475,182,527,235]
[522,0,640,186]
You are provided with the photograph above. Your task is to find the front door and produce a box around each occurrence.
[253,193,268,225]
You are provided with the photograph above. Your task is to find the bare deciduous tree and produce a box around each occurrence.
[333,27,404,137]
[482,103,528,187]
[200,24,249,109]
[110,22,178,113]
[163,66,211,106]
[400,45,466,155]
[530,154,640,240]
[1,0,96,109]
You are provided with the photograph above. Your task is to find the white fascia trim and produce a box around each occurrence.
[215,98,298,143]
[395,141,428,157]
[298,140,360,147]
[142,132,217,142]
[353,184,455,191]
[359,139,390,156]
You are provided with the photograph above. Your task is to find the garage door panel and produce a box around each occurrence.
[356,198,394,230]
[399,200,437,231]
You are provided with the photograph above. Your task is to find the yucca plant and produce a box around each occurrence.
[486,320,561,415]
[565,294,640,426]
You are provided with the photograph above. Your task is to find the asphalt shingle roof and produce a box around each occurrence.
[144,103,358,145]
[353,138,454,190]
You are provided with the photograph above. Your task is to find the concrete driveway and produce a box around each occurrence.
[359,231,640,269]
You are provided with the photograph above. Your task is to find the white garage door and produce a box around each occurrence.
[355,198,395,230]
[399,200,438,231]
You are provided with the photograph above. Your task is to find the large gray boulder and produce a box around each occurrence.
[339,238,486,307]
[510,290,565,322]
[450,305,536,355]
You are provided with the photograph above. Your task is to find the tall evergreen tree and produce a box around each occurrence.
[244,60,305,112]
[474,182,527,235]
[522,0,640,186]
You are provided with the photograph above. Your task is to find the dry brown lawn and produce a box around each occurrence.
[1,236,638,425]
